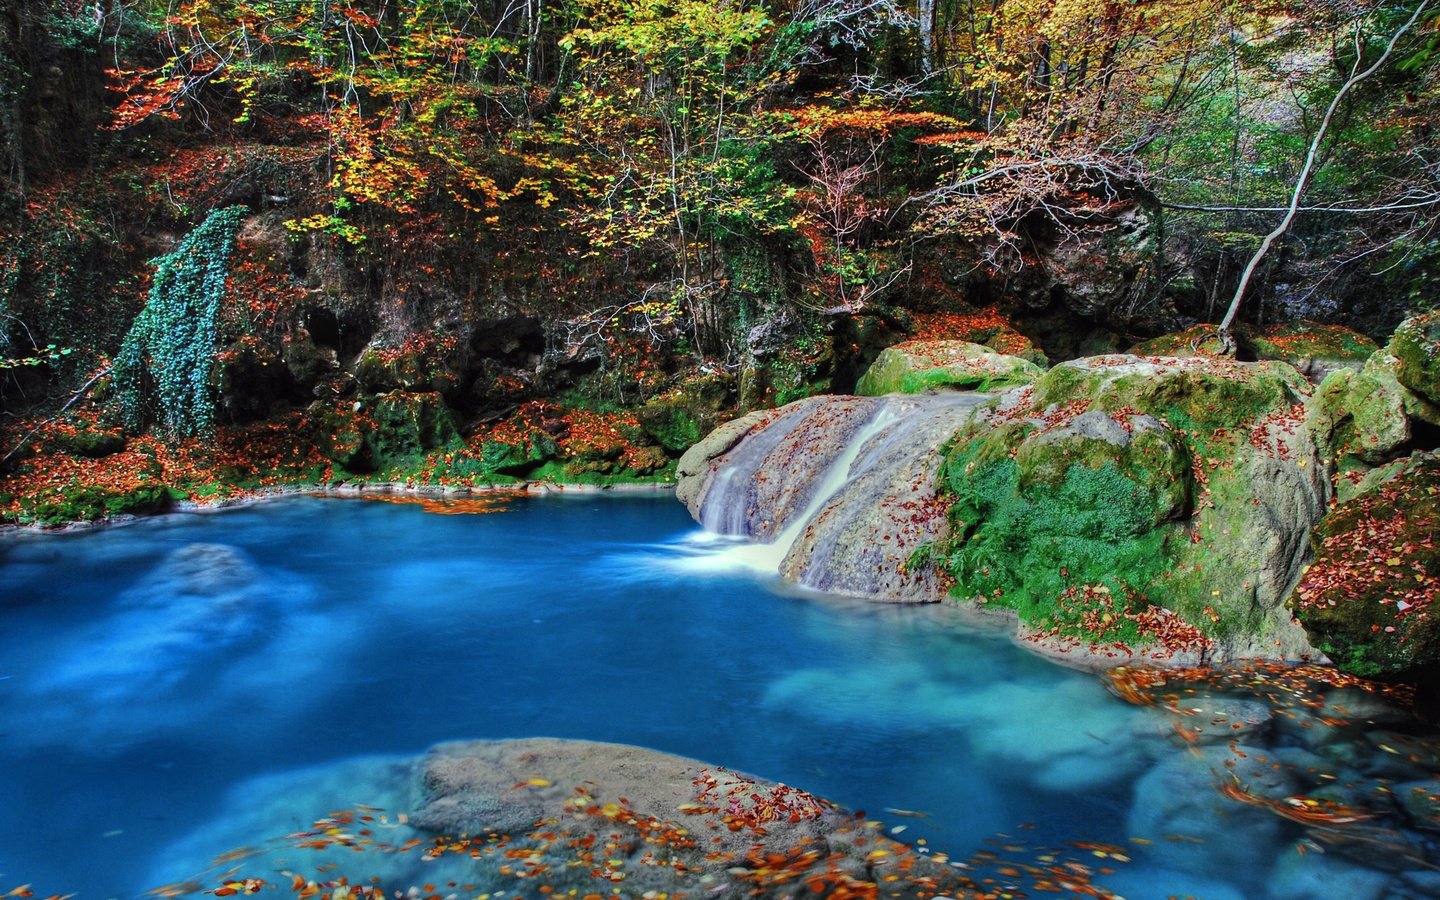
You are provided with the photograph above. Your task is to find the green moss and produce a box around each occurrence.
[16,482,187,526]
[1389,310,1440,406]
[1034,360,1305,433]
[527,459,677,486]
[856,341,1042,397]
[369,391,461,468]
[1128,326,1221,358]
[52,428,127,458]
[941,439,1177,643]
[1130,322,1376,367]
[1248,321,1377,364]
[1312,358,1425,467]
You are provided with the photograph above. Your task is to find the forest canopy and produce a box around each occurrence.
[1,0,1438,417]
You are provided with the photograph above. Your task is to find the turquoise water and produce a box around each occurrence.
[0,494,1434,899]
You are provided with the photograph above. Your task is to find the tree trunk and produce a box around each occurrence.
[917,0,936,73]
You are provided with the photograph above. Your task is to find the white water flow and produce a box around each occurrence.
[680,401,903,577]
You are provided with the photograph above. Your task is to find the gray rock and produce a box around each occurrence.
[778,393,988,601]
[1265,849,1393,900]
[1126,744,1299,878]
[152,738,973,899]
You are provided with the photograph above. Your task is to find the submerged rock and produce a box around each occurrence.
[148,738,971,898]
[1126,744,1300,879]
[13,543,337,751]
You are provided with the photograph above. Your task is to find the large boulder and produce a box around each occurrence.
[904,307,1049,366]
[1310,312,1440,499]
[1291,452,1440,686]
[147,739,978,898]
[936,355,1325,663]
[1389,310,1440,407]
[855,339,1043,396]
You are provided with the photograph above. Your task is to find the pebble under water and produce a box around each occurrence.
[1,494,1437,899]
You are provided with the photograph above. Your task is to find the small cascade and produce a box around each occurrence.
[781,393,986,600]
[693,395,882,540]
[677,392,989,601]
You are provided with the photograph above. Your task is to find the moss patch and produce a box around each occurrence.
[1129,321,1376,371]
[1389,310,1440,409]
[15,481,188,526]
[856,340,1043,397]
[943,443,1181,645]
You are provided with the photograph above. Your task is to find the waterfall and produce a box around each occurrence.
[679,392,988,602]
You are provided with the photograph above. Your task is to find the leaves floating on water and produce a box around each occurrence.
[356,493,522,515]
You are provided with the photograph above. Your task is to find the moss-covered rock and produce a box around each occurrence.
[353,334,462,396]
[16,481,187,526]
[1128,325,1225,358]
[1291,452,1440,684]
[906,308,1049,366]
[1130,322,1376,384]
[369,391,460,469]
[637,372,732,452]
[1388,310,1440,412]
[51,427,127,458]
[1312,363,1417,467]
[1034,355,1310,431]
[936,355,1324,661]
[1246,321,1377,380]
[1012,411,1192,523]
[856,340,1044,396]
[314,391,460,474]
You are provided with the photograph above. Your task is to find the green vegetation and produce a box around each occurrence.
[944,444,1174,645]
[855,340,1044,396]
[111,206,247,437]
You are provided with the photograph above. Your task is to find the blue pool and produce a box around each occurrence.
[0,494,1434,899]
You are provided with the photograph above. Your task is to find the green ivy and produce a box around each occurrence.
[112,206,246,437]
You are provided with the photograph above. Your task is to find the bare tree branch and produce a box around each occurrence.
[1215,0,1434,351]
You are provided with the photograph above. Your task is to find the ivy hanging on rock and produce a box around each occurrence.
[111,206,247,438]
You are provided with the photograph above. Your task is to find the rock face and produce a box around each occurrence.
[855,340,1044,397]
[1389,310,1440,406]
[676,392,989,601]
[1311,311,1440,500]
